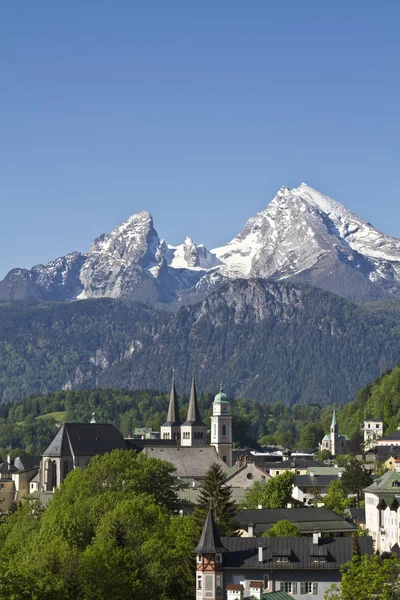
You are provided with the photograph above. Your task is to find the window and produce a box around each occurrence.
[312,556,326,563]
[264,575,269,588]
[301,582,318,595]
[197,575,202,590]
[213,424,216,438]
[280,582,296,593]
[216,554,222,563]
[222,424,227,437]
[196,555,202,563]
[223,455,227,463]
[275,557,289,563]
[205,575,213,592]
[276,471,280,475]
[216,575,222,590]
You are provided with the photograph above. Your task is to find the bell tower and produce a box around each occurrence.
[211,383,232,467]
[181,377,207,446]
[160,372,181,441]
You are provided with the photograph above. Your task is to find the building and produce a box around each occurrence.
[361,420,383,449]
[143,445,228,481]
[160,374,181,442]
[320,411,349,456]
[233,507,357,538]
[39,423,126,491]
[374,430,400,447]
[225,462,271,490]
[364,469,400,552]
[292,474,340,505]
[211,384,233,467]
[259,460,327,478]
[181,378,208,448]
[194,509,373,600]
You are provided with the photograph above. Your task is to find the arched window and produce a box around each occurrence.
[222,424,227,437]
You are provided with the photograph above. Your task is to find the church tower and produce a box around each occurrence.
[211,383,233,467]
[160,373,181,441]
[330,409,338,456]
[181,378,207,446]
[194,509,226,600]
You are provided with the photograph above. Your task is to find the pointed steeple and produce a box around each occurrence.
[162,371,181,427]
[331,409,337,427]
[183,377,204,426]
[193,509,227,555]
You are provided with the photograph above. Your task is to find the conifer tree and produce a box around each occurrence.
[194,463,237,536]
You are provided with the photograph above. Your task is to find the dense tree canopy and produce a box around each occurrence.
[0,450,194,600]
[244,472,295,509]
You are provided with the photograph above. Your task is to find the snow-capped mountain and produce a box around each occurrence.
[1,183,400,305]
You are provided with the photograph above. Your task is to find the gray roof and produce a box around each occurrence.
[14,455,41,471]
[221,536,373,570]
[294,475,338,488]
[380,431,400,442]
[234,507,356,536]
[260,460,326,471]
[194,510,227,554]
[182,378,205,427]
[179,486,247,506]
[143,445,227,478]
[346,508,366,524]
[162,377,181,427]
[0,462,18,474]
[42,423,126,457]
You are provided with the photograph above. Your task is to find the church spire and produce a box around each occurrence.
[193,509,227,555]
[163,370,181,427]
[184,377,204,425]
[331,409,337,427]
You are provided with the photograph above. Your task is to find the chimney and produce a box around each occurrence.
[257,504,263,509]
[338,471,343,478]
[248,523,254,538]
[258,546,263,562]
[7,455,11,471]
[313,531,321,545]
[192,480,196,488]
[310,470,314,477]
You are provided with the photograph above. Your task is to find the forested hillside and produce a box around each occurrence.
[3,364,400,458]
[1,280,400,406]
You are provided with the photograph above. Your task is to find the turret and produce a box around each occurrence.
[211,383,233,466]
[181,377,207,446]
[194,509,226,600]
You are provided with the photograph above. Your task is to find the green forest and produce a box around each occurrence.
[1,281,400,405]
[1,363,400,458]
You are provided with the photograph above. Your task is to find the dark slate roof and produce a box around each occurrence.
[347,508,366,525]
[380,431,400,442]
[125,438,178,452]
[0,462,18,474]
[42,423,126,457]
[294,475,338,488]
[14,455,41,471]
[259,460,326,471]
[221,536,373,570]
[162,378,181,427]
[234,507,356,536]
[182,378,205,427]
[194,510,227,554]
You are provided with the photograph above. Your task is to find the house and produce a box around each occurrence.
[363,469,400,552]
[233,507,357,538]
[259,460,327,478]
[292,474,339,505]
[374,430,400,447]
[225,462,271,489]
[361,420,383,449]
[345,508,366,530]
[194,509,373,600]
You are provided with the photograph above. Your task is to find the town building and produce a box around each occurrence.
[320,410,349,456]
[374,430,400,447]
[233,507,357,538]
[364,469,400,552]
[194,509,373,600]
[361,420,383,449]
[292,473,340,505]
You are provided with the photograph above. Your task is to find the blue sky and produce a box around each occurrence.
[1,1,399,278]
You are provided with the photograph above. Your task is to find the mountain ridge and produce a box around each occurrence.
[1,183,400,304]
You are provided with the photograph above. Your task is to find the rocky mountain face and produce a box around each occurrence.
[1,279,400,405]
[1,184,400,304]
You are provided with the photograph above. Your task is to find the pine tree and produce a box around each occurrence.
[194,463,237,536]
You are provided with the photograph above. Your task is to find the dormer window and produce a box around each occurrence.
[312,556,326,563]
[275,556,289,563]
[392,481,400,488]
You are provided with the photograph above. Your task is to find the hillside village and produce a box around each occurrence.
[1,378,400,599]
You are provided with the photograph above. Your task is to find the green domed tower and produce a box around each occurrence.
[211,383,232,467]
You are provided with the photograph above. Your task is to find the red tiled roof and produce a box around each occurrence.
[250,581,263,588]
[227,584,243,591]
